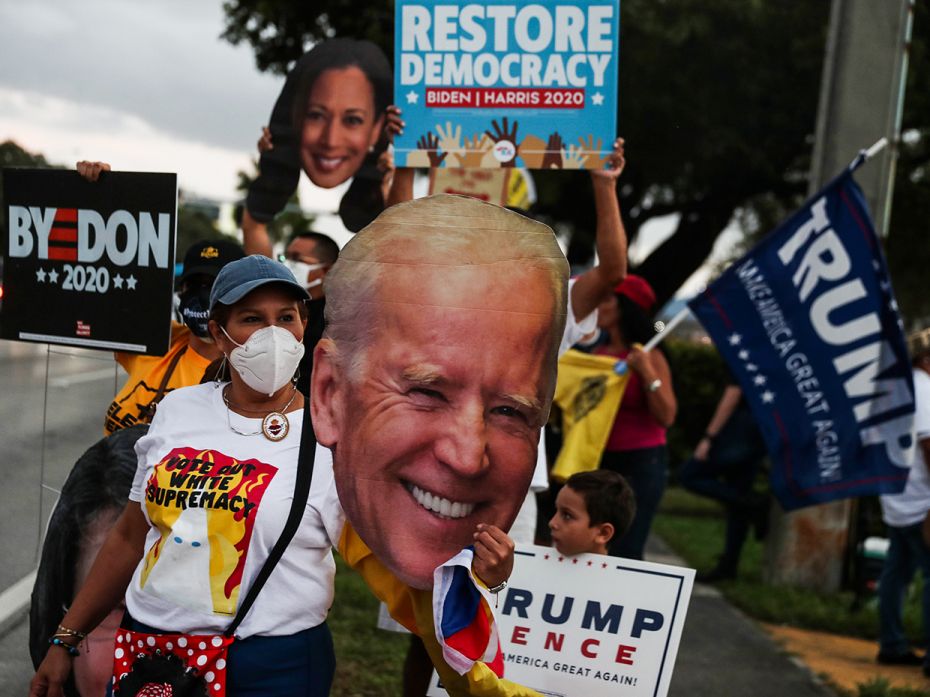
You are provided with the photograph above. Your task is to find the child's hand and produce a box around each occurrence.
[472,523,515,590]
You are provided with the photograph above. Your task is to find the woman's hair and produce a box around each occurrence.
[615,293,657,347]
[29,425,148,685]
[289,38,392,133]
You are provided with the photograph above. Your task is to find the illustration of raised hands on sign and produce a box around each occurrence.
[460,133,495,168]
[484,118,520,167]
[406,131,448,168]
[562,143,586,169]
[542,133,565,170]
[434,122,465,167]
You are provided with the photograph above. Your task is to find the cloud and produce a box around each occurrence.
[0,0,282,152]
[0,87,254,201]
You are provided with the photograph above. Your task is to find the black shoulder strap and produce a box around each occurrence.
[225,402,316,637]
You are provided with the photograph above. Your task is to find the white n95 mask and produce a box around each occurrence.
[282,259,326,292]
[222,325,305,396]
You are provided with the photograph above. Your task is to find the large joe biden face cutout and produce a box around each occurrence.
[312,195,568,589]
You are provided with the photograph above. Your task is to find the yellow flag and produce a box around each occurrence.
[552,349,629,481]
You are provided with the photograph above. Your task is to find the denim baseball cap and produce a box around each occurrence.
[209,254,310,311]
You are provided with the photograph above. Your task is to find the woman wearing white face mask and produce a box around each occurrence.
[31,256,344,697]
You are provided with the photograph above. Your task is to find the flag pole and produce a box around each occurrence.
[848,137,888,172]
[613,306,690,374]
[643,307,690,352]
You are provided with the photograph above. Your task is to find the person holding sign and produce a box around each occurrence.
[76,161,246,435]
[242,38,405,251]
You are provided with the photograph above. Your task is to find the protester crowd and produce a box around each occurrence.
[21,31,930,697]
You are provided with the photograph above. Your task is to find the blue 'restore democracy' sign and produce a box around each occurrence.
[689,171,915,510]
[394,0,619,169]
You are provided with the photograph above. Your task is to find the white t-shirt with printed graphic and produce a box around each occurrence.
[127,382,343,638]
[881,369,930,528]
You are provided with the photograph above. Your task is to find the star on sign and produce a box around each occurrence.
[36,268,47,282]
[126,275,138,290]
[761,390,775,404]
[405,90,418,104]
[48,269,59,284]
[746,363,758,372]
[113,274,124,289]
[738,350,749,360]
[591,92,605,106]
[728,333,742,346]
[753,374,767,386]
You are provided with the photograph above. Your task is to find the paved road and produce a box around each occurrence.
[0,339,123,696]
[0,618,31,696]
[0,340,121,588]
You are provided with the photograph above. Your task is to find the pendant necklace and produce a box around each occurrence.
[223,385,298,442]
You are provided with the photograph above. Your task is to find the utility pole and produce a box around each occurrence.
[764,0,913,591]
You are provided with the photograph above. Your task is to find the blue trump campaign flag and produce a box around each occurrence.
[688,169,915,510]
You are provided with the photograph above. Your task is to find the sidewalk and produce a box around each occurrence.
[646,536,834,697]
[648,534,930,696]
[765,624,930,694]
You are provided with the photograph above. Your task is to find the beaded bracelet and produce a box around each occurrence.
[55,624,87,641]
[48,637,81,657]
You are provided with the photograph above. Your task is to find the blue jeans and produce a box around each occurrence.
[600,445,668,560]
[878,522,930,663]
[110,616,335,696]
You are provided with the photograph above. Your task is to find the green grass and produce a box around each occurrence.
[655,488,923,642]
[329,556,407,696]
[855,678,930,697]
